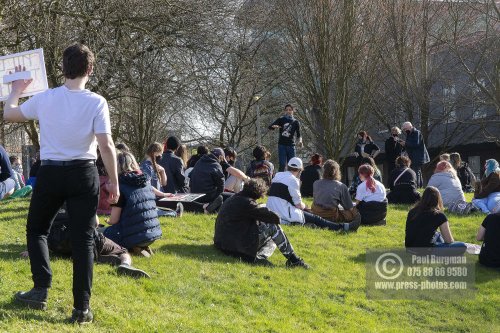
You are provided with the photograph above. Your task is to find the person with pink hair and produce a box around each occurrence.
[427,161,466,210]
[354,164,387,225]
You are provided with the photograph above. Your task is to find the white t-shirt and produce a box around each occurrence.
[20,86,111,161]
[355,179,386,202]
[266,171,305,224]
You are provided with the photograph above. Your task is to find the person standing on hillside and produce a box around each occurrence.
[3,43,119,324]
[401,122,430,188]
[268,104,303,172]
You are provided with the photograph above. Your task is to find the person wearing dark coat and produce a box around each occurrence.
[214,178,309,268]
[449,152,476,193]
[387,156,421,204]
[401,122,430,188]
[384,127,405,175]
[0,144,15,200]
[189,149,226,212]
[159,136,189,194]
[300,153,323,197]
[104,151,162,256]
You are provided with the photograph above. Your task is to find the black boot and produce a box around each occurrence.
[14,287,48,310]
[68,308,93,325]
[285,254,310,269]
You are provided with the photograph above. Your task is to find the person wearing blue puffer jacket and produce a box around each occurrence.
[104,151,162,257]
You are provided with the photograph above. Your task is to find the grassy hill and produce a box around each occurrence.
[0,195,499,332]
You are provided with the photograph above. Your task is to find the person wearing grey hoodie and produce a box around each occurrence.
[427,161,465,208]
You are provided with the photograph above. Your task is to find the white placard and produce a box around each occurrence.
[0,48,49,102]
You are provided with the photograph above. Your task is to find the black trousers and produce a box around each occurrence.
[26,164,98,311]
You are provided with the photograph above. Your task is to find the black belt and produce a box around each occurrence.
[41,159,96,167]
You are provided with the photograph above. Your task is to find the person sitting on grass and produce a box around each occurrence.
[300,153,323,197]
[476,212,500,268]
[405,186,466,253]
[214,178,309,268]
[472,159,500,214]
[21,205,150,278]
[349,156,382,196]
[140,142,168,197]
[449,152,476,193]
[387,156,421,205]
[311,159,361,225]
[103,151,163,257]
[246,145,274,186]
[0,144,16,200]
[354,164,388,226]
[223,147,248,193]
[427,161,474,215]
[266,157,360,232]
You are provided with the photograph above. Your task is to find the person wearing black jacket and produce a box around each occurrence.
[159,136,189,193]
[268,104,303,172]
[214,178,309,268]
[354,131,380,162]
[385,127,405,175]
[387,156,421,204]
[0,144,15,200]
[401,122,430,187]
[189,149,226,212]
[300,153,323,197]
[449,152,476,193]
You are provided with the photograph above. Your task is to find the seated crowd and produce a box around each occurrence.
[3,137,500,271]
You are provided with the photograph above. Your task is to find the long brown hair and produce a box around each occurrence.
[411,186,444,219]
[175,144,189,168]
[146,142,163,182]
[323,160,341,181]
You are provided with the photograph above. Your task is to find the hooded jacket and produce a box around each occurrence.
[427,172,465,207]
[189,153,224,202]
[104,172,161,249]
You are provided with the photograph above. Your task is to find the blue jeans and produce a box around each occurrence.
[432,232,467,255]
[303,211,343,231]
[278,144,296,172]
[472,192,500,214]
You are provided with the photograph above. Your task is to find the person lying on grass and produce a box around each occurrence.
[214,178,309,268]
[405,186,466,254]
[266,157,360,232]
[20,206,149,279]
[103,151,163,257]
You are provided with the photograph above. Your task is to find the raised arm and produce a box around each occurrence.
[3,66,32,122]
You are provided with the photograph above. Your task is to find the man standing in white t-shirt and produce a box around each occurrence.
[3,43,119,324]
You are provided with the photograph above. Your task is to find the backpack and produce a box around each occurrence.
[448,200,475,215]
[47,208,72,255]
[248,160,272,185]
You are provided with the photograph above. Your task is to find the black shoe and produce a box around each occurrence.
[96,254,122,266]
[117,264,151,278]
[205,196,223,213]
[253,258,274,267]
[68,308,93,325]
[14,287,48,310]
[344,217,361,232]
[176,202,184,217]
[286,258,310,269]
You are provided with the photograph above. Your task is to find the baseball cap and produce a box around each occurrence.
[211,148,227,163]
[287,157,303,170]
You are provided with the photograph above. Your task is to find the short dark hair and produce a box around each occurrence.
[224,147,237,160]
[395,156,411,168]
[166,136,181,151]
[284,104,293,110]
[240,178,268,200]
[197,145,209,155]
[62,43,95,79]
[253,145,267,160]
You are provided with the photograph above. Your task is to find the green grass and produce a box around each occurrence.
[0,194,499,332]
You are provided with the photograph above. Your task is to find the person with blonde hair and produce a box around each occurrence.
[103,151,162,257]
[427,161,468,211]
[439,153,450,162]
[140,142,168,197]
[311,160,361,226]
[175,144,189,169]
